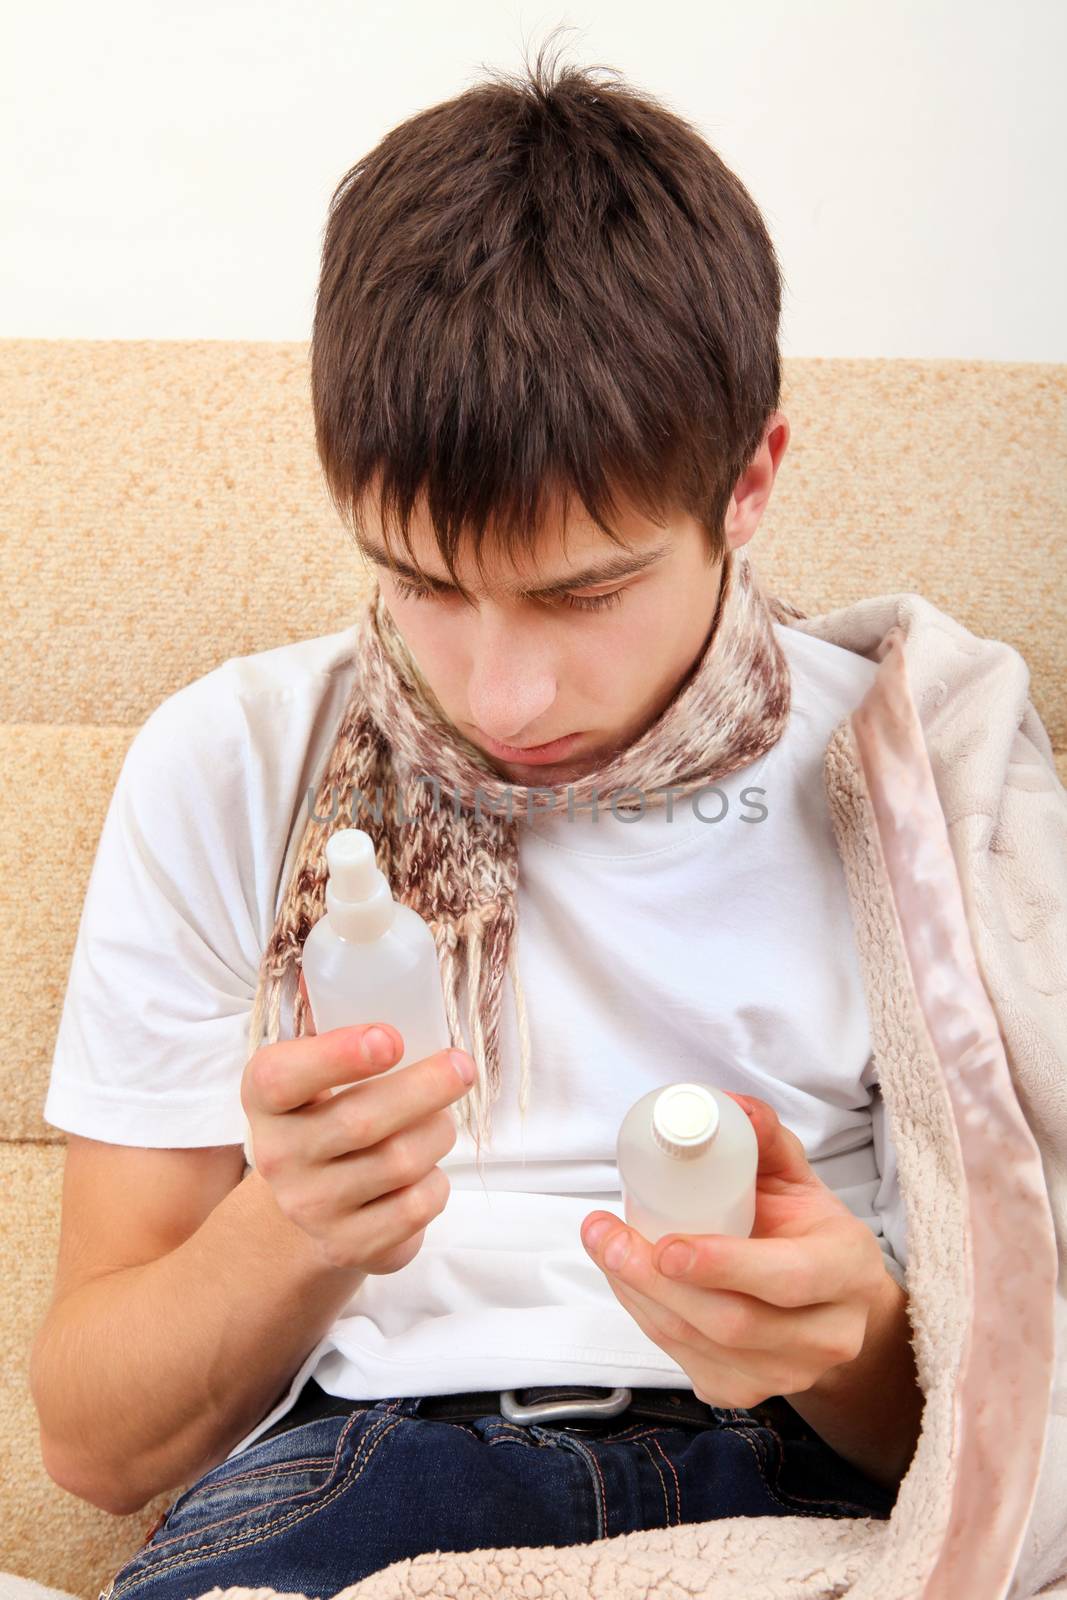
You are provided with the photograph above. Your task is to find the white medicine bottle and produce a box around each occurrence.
[243,829,453,1169]
[616,1082,758,1245]
[300,827,453,1067]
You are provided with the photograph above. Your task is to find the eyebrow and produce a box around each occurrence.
[355,536,671,601]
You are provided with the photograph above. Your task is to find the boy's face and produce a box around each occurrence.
[358,414,788,786]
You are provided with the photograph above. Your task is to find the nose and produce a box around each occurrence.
[466,616,558,745]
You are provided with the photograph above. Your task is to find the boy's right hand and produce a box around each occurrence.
[241,969,475,1276]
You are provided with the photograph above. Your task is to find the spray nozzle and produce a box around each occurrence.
[326,829,384,900]
[324,829,397,941]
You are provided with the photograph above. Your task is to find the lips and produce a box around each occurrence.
[475,729,584,765]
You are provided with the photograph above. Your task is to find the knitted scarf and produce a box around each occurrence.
[244,544,803,1154]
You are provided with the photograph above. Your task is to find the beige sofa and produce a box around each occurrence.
[2,343,1064,1599]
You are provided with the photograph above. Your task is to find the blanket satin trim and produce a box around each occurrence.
[850,628,1058,1600]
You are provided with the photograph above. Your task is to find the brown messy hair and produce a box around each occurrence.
[310,29,784,591]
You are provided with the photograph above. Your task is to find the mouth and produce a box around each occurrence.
[474,729,585,765]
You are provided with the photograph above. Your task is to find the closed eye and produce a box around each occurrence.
[390,575,626,613]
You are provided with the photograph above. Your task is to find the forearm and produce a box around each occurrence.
[782,1269,924,1492]
[31,1168,365,1517]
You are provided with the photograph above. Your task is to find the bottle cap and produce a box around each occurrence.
[651,1083,720,1160]
[324,829,396,942]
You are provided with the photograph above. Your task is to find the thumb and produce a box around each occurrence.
[726,1091,817,1188]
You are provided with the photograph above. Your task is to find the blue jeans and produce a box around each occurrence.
[101,1385,897,1598]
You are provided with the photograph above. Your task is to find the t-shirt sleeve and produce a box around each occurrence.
[43,679,265,1148]
[825,1058,910,1291]
[870,1081,909,1290]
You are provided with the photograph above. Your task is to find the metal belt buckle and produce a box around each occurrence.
[499,1386,633,1427]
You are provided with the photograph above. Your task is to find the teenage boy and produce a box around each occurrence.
[36,45,930,1586]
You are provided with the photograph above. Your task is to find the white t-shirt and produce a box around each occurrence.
[44,618,909,1459]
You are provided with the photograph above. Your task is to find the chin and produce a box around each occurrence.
[512,752,606,788]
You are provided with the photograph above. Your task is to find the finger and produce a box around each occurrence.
[584,1215,798,1346]
[606,1257,856,1386]
[305,1099,458,1205]
[247,1022,411,1114]
[605,1276,759,1405]
[593,1226,824,1393]
[734,1092,826,1194]
[246,1011,463,1113]
[582,1211,859,1332]
[601,1271,697,1353]
[650,1218,870,1309]
[604,1270,705,1349]
[302,1054,473,1163]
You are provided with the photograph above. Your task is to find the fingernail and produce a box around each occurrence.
[604,1232,631,1270]
[451,1050,477,1084]
[660,1242,695,1277]
[362,1027,395,1067]
[583,1217,612,1250]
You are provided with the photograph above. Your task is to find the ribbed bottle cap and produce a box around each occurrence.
[651,1083,719,1160]
[324,828,395,942]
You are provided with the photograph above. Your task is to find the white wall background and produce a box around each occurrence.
[3,0,1064,358]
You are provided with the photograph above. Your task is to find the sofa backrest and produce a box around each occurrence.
[3,345,1064,1152]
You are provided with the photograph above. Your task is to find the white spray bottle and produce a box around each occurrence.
[243,828,453,1169]
[616,1082,758,1244]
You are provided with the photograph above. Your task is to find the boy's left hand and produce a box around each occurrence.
[581,1092,890,1409]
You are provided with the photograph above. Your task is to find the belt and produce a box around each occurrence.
[429,1385,716,1429]
[259,1378,794,1441]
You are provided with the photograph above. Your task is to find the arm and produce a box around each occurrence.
[31,1168,365,1517]
[783,1266,923,1491]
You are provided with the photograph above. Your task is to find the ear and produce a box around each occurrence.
[724,412,791,549]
